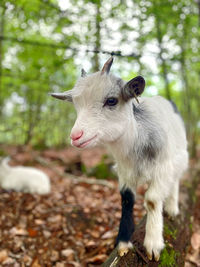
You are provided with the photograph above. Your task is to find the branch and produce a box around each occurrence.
[0,35,140,58]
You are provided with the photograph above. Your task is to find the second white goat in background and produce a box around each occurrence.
[0,157,51,195]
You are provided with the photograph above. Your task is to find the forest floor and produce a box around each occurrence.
[0,145,199,267]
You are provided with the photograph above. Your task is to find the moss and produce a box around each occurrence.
[91,161,110,179]
[81,163,87,174]
[189,223,193,231]
[0,150,7,157]
[159,246,179,267]
[164,225,177,240]
[82,155,117,180]
[192,193,197,204]
[182,180,192,188]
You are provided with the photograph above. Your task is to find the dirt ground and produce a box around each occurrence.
[0,145,199,266]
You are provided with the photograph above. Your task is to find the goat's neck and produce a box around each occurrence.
[107,104,139,163]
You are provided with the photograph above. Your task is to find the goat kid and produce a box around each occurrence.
[51,57,188,261]
[0,157,51,195]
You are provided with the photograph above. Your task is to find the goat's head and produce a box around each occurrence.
[51,57,145,148]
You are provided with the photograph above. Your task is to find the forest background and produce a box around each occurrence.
[0,0,200,155]
[0,0,200,266]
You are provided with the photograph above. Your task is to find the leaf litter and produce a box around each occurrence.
[0,145,146,266]
[0,145,199,266]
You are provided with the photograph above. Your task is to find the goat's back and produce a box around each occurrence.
[139,96,187,152]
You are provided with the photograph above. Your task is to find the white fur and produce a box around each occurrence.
[57,70,188,259]
[0,158,51,195]
[118,241,133,257]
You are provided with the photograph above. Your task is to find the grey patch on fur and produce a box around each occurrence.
[169,100,185,129]
[105,76,124,99]
[81,68,87,77]
[169,100,179,114]
[132,103,166,161]
[117,78,124,90]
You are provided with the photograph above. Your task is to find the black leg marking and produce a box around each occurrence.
[115,188,135,246]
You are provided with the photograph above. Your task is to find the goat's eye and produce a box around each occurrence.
[104,97,118,107]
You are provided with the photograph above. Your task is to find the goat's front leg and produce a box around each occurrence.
[144,189,164,261]
[115,187,135,257]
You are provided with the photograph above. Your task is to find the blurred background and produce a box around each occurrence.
[0,0,200,266]
[0,0,200,154]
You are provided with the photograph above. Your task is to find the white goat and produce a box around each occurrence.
[51,57,188,261]
[0,157,51,195]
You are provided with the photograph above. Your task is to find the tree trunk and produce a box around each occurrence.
[137,3,145,74]
[92,1,101,72]
[197,0,200,27]
[180,44,193,152]
[179,13,194,155]
[0,5,5,115]
[103,167,199,266]
[153,2,171,100]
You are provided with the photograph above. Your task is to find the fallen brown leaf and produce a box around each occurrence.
[0,250,8,263]
[191,232,200,250]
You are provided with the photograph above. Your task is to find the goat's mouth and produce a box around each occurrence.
[73,135,98,148]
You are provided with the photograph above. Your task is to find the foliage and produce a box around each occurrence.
[82,155,117,180]
[0,0,199,152]
[159,246,179,267]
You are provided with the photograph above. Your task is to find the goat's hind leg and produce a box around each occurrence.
[115,187,135,257]
[164,180,179,217]
[144,189,164,261]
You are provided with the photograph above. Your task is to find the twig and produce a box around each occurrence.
[185,260,199,267]
[110,256,120,267]
[0,35,140,58]
[134,245,148,263]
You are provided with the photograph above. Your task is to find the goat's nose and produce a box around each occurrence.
[70,130,83,141]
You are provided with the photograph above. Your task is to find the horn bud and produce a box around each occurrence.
[49,91,73,102]
[101,57,114,75]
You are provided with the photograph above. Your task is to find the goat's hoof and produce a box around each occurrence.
[147,252,152,261]
[147,251,160,261]
[144,239,164,261]
[144,237,163,262]
[154,253,160,261]
[118,241,133,257]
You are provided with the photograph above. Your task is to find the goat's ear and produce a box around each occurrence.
[122,76,145,102]
[101,57,113,75]
[50,90,73,102]
[81,68,87,77]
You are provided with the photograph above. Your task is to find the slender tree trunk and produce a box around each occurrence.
[196,0,200,156]
[0,5,5,112]
[137,3,144,74]
[197,0,200,27]
[153,3,171,100]
[180,47,191,128]
[179,13,194,154]
[25,94,42,145]
[92,1,101,72]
